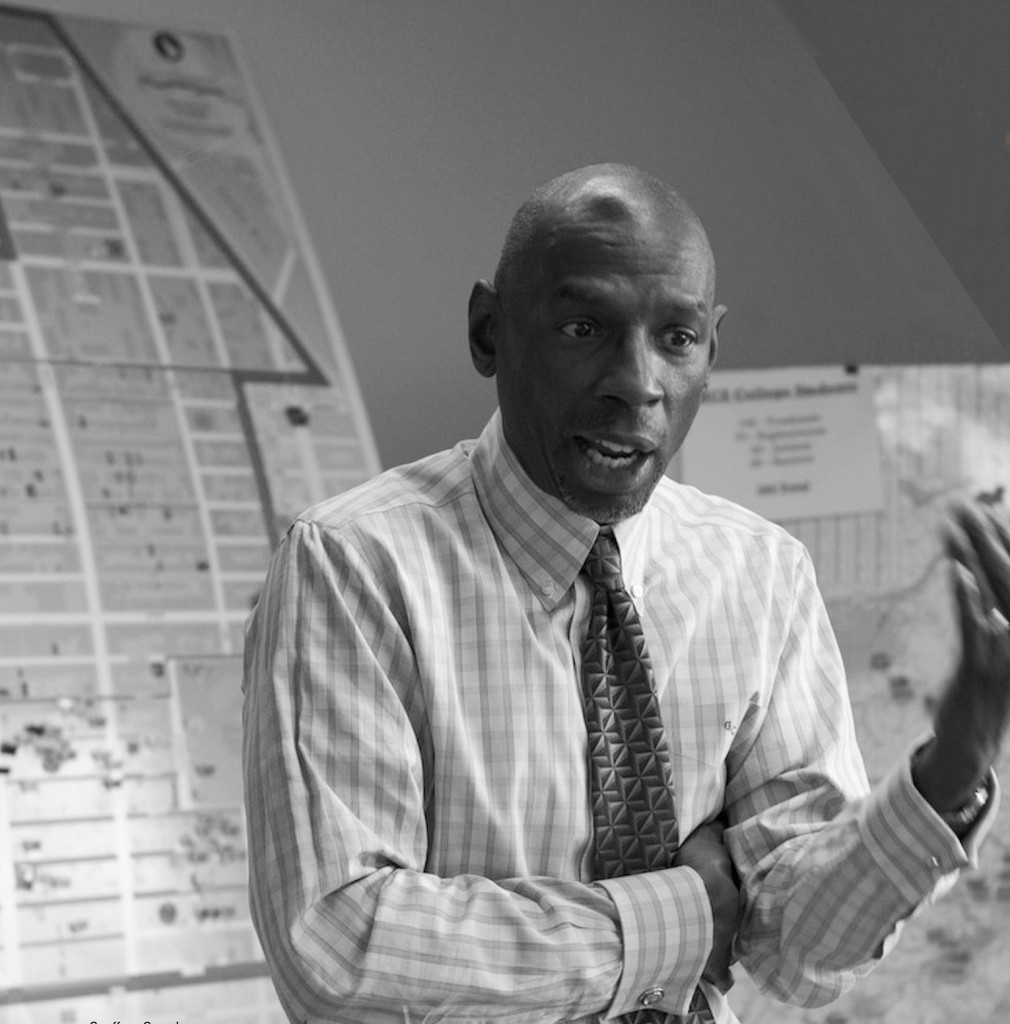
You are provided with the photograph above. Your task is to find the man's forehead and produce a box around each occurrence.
[540,204,710,270]
[549,273,712,316]
[531,207,716,309]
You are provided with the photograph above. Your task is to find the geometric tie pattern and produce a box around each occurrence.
[580,529,712,1024]
[580,527,680,879]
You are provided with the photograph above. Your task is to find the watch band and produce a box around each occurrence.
[939,779,991,833]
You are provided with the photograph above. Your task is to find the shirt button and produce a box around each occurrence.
[629,583,643,599]
[639,987,664,1007]
[539,580,555,596]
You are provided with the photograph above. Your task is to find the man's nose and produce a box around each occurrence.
[596,328,663,406]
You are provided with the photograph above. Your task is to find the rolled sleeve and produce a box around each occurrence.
[596,866,711,1018]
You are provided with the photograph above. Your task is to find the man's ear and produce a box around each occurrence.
[468,280,500,378]
[709,304,727,369]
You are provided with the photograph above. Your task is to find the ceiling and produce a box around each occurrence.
[776,0,1010,356]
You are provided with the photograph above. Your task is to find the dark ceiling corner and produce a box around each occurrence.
[776,0,1010,355]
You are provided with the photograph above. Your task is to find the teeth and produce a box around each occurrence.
[596,441,635,456]
[585,439,639,467]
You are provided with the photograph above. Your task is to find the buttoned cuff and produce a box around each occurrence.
[859,737,1000,906]
[595,866,711,1018]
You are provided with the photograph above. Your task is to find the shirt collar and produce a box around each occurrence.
[470,411,650,608]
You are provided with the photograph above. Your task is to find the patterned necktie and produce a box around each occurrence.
[580,527,679,878]
[580,529,711,1024]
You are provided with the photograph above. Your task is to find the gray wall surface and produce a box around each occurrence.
[11,0,1006,469]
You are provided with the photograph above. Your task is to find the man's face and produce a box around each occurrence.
[474,203,723,523]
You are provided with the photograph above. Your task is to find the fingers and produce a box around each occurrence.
[930,499,1010,798]
[986,503,1010,552]
[945,499,1010,614]
[677,820,724,850]
[950,559,986,641]
[703,964,736,994]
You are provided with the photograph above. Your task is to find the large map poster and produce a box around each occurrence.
[0,6,378,1021]
[726,365,1010,1024]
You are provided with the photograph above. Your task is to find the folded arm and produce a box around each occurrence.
[242,520,712,1022]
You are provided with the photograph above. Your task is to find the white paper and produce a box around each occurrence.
[678,366,884,520]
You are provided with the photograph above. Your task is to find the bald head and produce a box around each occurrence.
[468,162,726,522]
[492,163,715,314]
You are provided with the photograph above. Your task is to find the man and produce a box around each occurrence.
[242,164,1007,1024]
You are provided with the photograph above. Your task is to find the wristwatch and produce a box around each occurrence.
[938,779,991,834]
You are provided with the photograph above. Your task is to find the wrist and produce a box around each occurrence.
[911,738,989,812]
[936,778,991,836]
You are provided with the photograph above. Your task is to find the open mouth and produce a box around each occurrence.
[576,436,651,470]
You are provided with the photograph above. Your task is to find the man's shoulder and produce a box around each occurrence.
[650,476,803,551]
[296,441,478,534]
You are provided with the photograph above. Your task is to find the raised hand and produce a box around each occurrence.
[913,499,1010,812]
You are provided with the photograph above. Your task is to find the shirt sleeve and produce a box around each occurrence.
[242,519,708,1023]
[723,544,996,1008]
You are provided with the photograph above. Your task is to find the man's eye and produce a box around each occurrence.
[661,327,698,349]
[559,320,599,339]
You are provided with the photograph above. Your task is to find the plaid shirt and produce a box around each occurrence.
[243,411,984,1024]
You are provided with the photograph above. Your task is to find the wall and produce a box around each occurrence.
[779,0,1010,372]
[10,0,1004,470]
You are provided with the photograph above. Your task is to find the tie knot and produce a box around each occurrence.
[582,528,626,591]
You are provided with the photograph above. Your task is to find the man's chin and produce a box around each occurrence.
[556,478,657,524]
[549,444,667,522]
